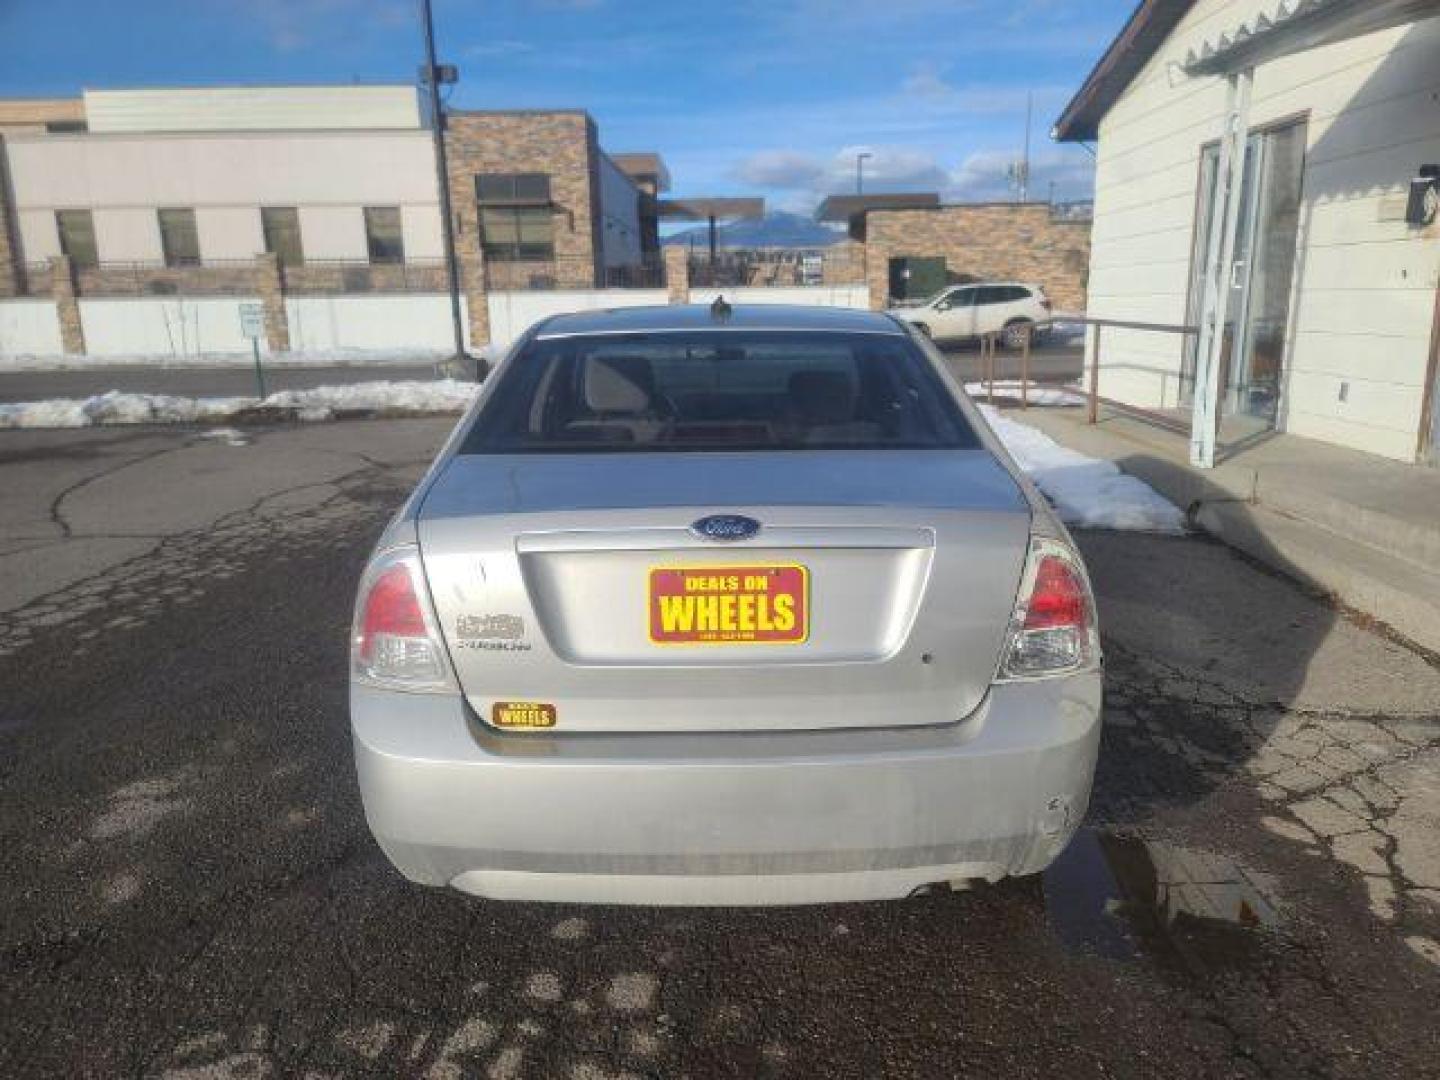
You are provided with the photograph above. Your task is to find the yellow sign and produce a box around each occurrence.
[648,564,809,645]
[492,701,557,729]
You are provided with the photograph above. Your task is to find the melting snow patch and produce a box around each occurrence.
[979,403,1186,534]
[0,380,480,430]
[965,380,1083,407]
[197,427,251,446]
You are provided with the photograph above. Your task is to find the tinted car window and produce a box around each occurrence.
[976,285,1031,305]
[462,331,980,454]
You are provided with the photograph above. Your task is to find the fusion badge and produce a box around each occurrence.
[648,564,808,645]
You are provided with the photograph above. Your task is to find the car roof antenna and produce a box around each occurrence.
[710,295,732,322]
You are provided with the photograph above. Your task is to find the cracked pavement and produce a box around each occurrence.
[1,420,1438,1078]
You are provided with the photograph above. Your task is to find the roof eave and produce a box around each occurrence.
[1052,0,1194,142]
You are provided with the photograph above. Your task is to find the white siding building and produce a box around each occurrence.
[6,86,443,266]
[1055,0,1440,466]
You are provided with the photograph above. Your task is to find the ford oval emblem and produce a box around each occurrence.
[691,514,760,542]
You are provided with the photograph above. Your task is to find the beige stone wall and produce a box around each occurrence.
[0,98,84,136]
[863,204,1091,312]
[664,246,688,303]
[254,254,290,352]
[50,255,84,354]
[822,239,866,285]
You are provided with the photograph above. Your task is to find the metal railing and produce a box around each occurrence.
[16,262,54,298]
[484,252,666,292]
[279,258,449,295]
[967,315,1201,434]
[687,248,864,289]
[600,255,666,289]
[71,260,259,297]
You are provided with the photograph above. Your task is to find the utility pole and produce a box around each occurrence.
[856,151,872,195]
[419,0,480,379]
[1019,90,1032,203]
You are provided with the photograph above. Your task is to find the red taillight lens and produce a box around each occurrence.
[1023,555,1087,630]
[999,540,1098,680]
[359,564,427,661]
[1040,297,1053,311]
[351,549,452,690]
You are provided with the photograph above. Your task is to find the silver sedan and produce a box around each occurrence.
[350,304,1101,905]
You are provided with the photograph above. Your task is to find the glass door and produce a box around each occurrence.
[1183,119,1307,434]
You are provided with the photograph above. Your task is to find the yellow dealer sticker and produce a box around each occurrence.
[648,564,808,645]
[492,701,557,729]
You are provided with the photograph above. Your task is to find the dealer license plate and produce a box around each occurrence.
[648,564,808,645]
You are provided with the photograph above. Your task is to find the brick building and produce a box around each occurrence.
[440,111,664,344]
[816,195,1092,312]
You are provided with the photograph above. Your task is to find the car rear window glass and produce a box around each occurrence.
[461,330,981,454]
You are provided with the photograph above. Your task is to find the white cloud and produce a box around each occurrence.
[732,150,828,189]
[732,146,950,199]
[950,148,1094,202]
[726,141,1094,212]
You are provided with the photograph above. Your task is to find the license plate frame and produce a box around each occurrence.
[648,563,809,646]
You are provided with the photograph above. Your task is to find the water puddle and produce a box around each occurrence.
[1042,828,1282,974]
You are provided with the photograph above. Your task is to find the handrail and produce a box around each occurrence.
[969,314,1199,432]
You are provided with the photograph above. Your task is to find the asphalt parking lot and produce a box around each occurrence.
[1,418,1438,1079]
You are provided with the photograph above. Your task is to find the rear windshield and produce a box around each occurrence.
[461,330,980,454]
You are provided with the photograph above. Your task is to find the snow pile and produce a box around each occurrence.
[0,348,450,373]
[965,381,1083,407]
[0,390,250,429]
[979,403,1186,533]
[0,380,479,430]
[197,427,252,446]
[264,379,479,419]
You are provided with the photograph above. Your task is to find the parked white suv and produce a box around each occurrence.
[893,282,1052,349]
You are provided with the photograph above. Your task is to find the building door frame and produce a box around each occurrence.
[1189,69,1254,468]
[1421,277,1440,466]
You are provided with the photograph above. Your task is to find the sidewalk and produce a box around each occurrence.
[1016,406,1440,655]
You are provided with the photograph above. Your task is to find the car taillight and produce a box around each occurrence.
[997,538,1099,680]
[351,547,454,691]
[1040,297,1053,311]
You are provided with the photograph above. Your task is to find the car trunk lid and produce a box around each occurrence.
[417,449,1031,733]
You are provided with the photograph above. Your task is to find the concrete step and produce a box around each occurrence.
[1194,500,1440,656]
[1021,408,1440,573]
[1253,461,1440,572]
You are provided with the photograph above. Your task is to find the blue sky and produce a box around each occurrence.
[0,0,1133,213]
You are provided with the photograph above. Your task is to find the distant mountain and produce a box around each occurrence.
[661,211,844,250]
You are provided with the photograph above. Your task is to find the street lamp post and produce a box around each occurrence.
[855,151,873,196]
[418,0,482,380]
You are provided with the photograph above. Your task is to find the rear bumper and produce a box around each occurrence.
[350,675,1101,905]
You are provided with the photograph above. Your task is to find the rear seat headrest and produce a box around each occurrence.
[585,356,654,414]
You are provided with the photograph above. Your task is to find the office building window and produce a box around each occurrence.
[363,207,405,264]
[261,207,304,266]
[480,207,555,261]
[158,208,200,267]
[55,210,98,268]
[476,173,555,261]
[476,173,551,205]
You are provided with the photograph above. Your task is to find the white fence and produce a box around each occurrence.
[1,285,873,361]
[486,289,668,345]
[0,300,64,357]
[288,295,470,353]
[80,297,265,358]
